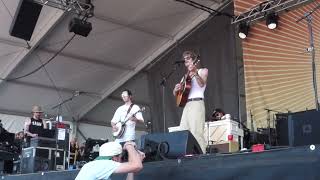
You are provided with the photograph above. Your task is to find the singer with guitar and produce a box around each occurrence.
[173,50,208,153]
[111,89,144,145]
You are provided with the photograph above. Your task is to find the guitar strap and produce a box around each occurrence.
[123,103,134,122]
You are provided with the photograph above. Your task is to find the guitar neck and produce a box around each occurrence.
[122,110,142,124]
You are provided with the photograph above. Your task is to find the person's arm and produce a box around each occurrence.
[173,83,181,96]
[130,106,144,123]
[190,68,208,87]
[113,142,143,174]
[173,76,185,96]
[24,119,36,137]
[111,108,120,130]
[130,116,143,123]
[42,119,48,129]
[126,173,134,180]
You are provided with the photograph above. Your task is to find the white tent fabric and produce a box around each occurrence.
[0,113,26,133]
[0,0,231,139]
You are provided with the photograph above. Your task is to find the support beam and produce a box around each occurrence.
[0,10,65,86]
[0,37,28,48]
[107,95,150,107]
[8,80,100,99]
[40,48,134,71]
[232,0,312,24]
[94,13,173,40]
[0,107,57,119]
[76,2,225,119]
[76,126,87,141]
[0,108,30,117]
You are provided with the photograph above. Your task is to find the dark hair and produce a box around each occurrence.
[211,108,225,117]
[182,50,197,60]
[122,89,132,96]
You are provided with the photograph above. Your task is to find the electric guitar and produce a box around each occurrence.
[176,59,200,107]
[112,107,145,138]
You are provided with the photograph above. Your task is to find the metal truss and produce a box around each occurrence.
[232,0,314,24]
[32,0,94,18]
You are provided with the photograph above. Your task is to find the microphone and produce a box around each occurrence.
[174,60,185,64]
[74,91,81,97]
[74,90,87,97]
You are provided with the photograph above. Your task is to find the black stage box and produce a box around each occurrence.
[139,130,202,160]
[21,147,66,173]
[276,110,320,146]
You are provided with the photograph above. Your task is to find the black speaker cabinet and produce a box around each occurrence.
[21,147,66,173]
[21,147,51,173]
[139,130,202,160]
[9,0,43,41]
[276,110,320,146]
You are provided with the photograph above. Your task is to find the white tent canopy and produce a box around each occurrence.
[0,0,230,140]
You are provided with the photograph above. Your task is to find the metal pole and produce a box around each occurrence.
[306,15,320,111]
[162,81,167,133]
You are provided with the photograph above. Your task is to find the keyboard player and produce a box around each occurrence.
[24,105,48,144]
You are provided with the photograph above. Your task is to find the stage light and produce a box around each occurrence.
[238,22,250,39]
[69,17,92,37]
[266,13,278,30]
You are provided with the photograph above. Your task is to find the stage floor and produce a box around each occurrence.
[2,145,320,180]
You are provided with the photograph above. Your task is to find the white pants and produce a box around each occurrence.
[179,100,206,153]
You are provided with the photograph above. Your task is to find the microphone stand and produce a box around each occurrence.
[160,63,180,133]
[296,4,320,111]
[264,108,283,146]
[51,92,78,170]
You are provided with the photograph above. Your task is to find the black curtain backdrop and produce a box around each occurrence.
[146,3,243,132]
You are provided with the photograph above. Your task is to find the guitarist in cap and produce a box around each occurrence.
[111,89,144,145]
[173,50,208,153]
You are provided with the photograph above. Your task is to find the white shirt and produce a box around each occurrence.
[75,160,120,180]
[111,104,144,143]
[188,68,206,99]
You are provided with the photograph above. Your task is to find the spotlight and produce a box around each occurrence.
[266,13,278,30]
[68,17,92,37]
[238,22,250,39]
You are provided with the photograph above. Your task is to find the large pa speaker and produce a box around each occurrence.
[139,130,203,161]
[9,0,43,41]
[276,110,320,146]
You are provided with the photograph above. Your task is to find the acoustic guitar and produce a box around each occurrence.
[112,107,145,138]
[176,59,200,107]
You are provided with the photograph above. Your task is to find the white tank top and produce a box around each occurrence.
[188,69,206,99]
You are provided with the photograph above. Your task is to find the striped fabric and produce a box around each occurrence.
[234,1,320,128]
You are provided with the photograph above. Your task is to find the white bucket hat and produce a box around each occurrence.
[99,142,122,157]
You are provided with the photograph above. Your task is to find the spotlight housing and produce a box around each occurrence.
[238,22,250,39]
[266,13,279,29]
[68,17,92,37]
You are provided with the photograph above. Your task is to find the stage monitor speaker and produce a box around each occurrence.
[139,130,203,160]
[9,0,43,41]
[276,110,320,146]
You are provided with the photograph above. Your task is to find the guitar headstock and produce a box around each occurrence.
[193,59,200,65]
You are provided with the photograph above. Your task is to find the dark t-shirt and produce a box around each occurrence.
[29,118,44,135]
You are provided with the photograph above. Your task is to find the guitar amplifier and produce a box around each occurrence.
[21,147,66,173]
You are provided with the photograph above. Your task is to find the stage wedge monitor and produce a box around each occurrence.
[140,130,203,160]
[9,0,43,41]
